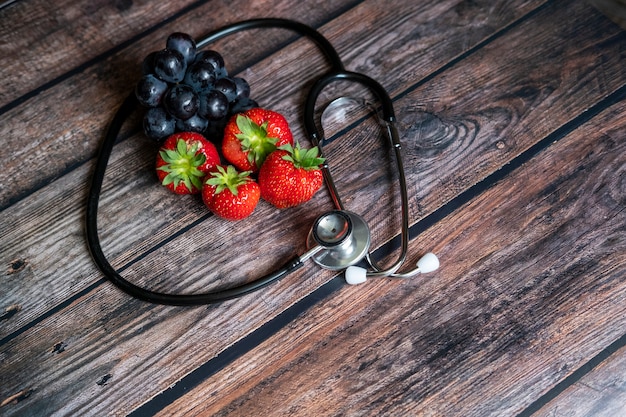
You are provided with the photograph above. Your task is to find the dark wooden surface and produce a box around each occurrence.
[1,0,625,416]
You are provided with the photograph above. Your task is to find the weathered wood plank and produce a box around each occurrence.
[0,0,623,415]
[156,90,626,417]
[3,0,560,410]
[535,343,626,416]
[0,0,200,108]
[588,0,626,29]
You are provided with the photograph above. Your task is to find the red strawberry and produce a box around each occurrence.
[202,165,260,220]
[258,143,325,209]
[156,132,220,194]
[222,108,293,173]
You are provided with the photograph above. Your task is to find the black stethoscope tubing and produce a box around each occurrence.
[85,18,397,306]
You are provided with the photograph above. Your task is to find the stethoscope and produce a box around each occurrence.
[86,18,440,306]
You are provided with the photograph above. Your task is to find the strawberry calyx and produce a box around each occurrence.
[158,138,207,192]
[235,114,279,168]
[206,165,253,196]
[278,142,325,170]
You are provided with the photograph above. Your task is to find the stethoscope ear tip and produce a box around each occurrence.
[416,252,440,274]
[345,266,368,285]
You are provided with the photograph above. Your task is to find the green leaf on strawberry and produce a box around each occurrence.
[234,115,279,167]
[277,143,325,170]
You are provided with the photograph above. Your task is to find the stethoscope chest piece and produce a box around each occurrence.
[307,210,371,270]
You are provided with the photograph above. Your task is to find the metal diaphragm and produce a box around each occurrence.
[307,210,371,270]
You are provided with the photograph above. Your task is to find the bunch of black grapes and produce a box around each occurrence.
[135,32,258,143]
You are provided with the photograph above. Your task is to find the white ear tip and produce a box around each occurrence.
[345,266,367,285]
[416,252,439,273]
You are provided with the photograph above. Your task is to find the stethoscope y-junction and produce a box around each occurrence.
[86,18,439,306]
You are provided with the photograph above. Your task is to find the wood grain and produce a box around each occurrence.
[0,0,624,415]
[0,1,563,414]
[156,88,626,417]
[589,0,626,28]
[0,0,197,108]
[536,342,626,416]
[3,1,564,411]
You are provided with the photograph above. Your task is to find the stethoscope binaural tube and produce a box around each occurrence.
[303,76,413,278]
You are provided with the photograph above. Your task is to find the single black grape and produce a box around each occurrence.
[135,74,169,107]
[194,50,227,78]
[153,49,187,83]
[183,61,217,93]
[176,114,208,133]
[230,97,258,114]
[198,90,229,120]
[143,107,175,141]
[166,32,196,65]
[214,77,238,103]
[163,84,199,120]
[233,77,250,100]
[141,51,158,75]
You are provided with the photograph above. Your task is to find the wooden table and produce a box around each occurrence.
[1,0,625,415]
